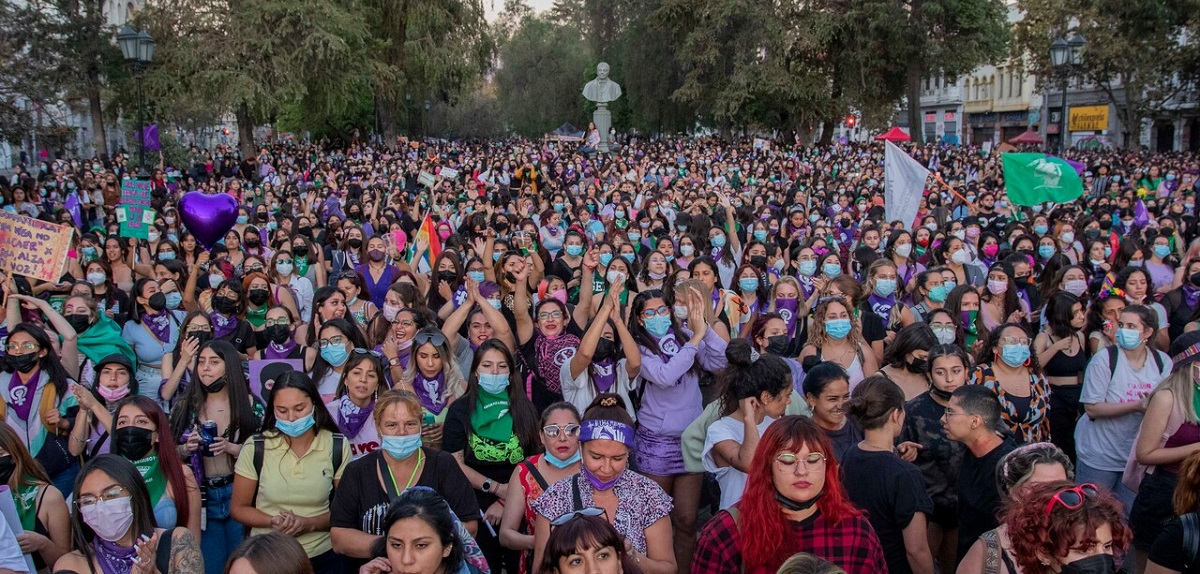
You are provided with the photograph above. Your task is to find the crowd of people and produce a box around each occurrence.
[2,135,1200,574]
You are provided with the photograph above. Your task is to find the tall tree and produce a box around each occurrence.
[495,15,591,135]
[1013,0,1200,148]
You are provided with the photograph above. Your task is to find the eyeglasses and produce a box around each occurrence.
[543,424,580,438]
[999,336,1031,347]
[775,452,826,471]
[1045,483,1099,515]
[245,266,264,274]
[77,485,129,508]
[352,348,384,360]
[318,336,346,349]
[414,330,447,348]
[550,507,606,527]
[264,319,290,327]
[641,306,670,319]
[538,310,564,320]
[4,342,38,354]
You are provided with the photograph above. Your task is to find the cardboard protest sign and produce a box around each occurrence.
[0,211,73,282]
[119,179,153,239]
[418,171,437,187]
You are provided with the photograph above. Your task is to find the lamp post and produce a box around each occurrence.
[1050,33,1085,153]
[118,25,155,178]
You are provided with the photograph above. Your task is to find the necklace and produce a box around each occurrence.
[386,449,426,493]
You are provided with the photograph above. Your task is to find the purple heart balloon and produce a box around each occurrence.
[179,191,238,250]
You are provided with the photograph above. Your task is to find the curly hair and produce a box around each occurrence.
[1003,480,1130,574]
[804,297,864,350]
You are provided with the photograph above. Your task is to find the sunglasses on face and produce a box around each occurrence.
[543,424,580,438]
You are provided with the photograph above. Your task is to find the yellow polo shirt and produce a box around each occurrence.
[234,429,351,557]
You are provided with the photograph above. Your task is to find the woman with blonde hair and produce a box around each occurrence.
[399,327,469,450]
[799,297,879,391]
[861,259,915,332]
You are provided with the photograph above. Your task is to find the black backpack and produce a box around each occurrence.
[1184,512,1200,568]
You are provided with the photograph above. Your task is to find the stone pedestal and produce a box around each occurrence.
[594,104,612,153]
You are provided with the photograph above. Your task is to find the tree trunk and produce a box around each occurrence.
[906,54,924,144]
[236,103,255,158]
[84,0,106,158]
[378,96,398,144]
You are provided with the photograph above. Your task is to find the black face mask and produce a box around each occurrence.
[1189,272,1200,288]
[765,335,789,355]
[438,271,458,283]
[257,212,269,222]
[593,337,616,362]
[775,489,824,512]
[188,331,212,346]
[0,455,15,485]
[212,295,239,315]
[1084,228,1101,240]
[67,314,92,334]
[1058,554,1115,574]
[265,324,291,344]
[906,358,929,374]
[347,238,363,250]
[202,378,227,394]
[147,292,167,312]
[6,352,39,374]
[113,426,156,461]
[297,227,313,238]
[293,244,309,257]
[749,255,768,268]
[929,386,954,401]
[1099,220,1113,231]
[248,289,270,306]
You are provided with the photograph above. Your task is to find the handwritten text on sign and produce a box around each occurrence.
[0,210,73,281]
[119,179,153,239]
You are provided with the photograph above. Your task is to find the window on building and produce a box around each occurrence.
[998,72,1004,101]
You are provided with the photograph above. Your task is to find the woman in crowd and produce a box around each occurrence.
[443,339,540,573]
[225,532,314,574]
[629,286,727,573]
[1076,304,1173,515]
[123,277,184,403]
[908,269,949,325]
[499,402,583,573]
[270,249,315,323]
[0,424,71,571]
[561,291,641,421]
[257,306,317,367]
[399,327,469,450]
[1086,295,1125,355]
[110,395,202,538]
[209,279,257,356]
[531,394,676,574]
[842,375,934,574]
[231,370,351,574]
[969,322,1051,444]
[169,340,262,574]
[1002,481,1129,574]
[1115,267,1170,351]
[326,350,388,459]
[691,415,886,573]
[537,513,644,574]
[1034,292,1088,461]
[53,455,202,574]
[310,317,369,402]
[330,389,478,571]
[359,487,485,574]
[877,323,938,400]
[159,311,213,405]
[799,297,878,390]
[802,361,860,462]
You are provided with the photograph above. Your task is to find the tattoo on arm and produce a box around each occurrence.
[169,528,204,574]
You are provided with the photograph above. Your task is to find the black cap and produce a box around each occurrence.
[95,353,133,374]
[1169,331,1200,372]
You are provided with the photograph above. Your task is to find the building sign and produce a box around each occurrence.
[925,113,936,122]
[1069,106,1109,132]
[944,112,957,121]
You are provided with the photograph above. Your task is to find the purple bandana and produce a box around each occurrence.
[265,337,298,360]
[775,298,800,338]
[868,293,895,319]
[336,395,374,438]
[1185,286,1200,310]
[94,538,137,574]
[591,359,617,393]
[655,330,682,358]
[534,333,580,393]
[7,371,39,422]
[142,310,172,342]
[413,371,448,415]
[210,312,236,339]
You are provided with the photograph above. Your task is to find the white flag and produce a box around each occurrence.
[884,141,930,228]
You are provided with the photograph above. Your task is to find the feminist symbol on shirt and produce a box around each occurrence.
[9,386,27,407]
[660,334,680,356]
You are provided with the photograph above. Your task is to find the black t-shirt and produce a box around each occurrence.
[219,319,256,355]
[442,398,521,509]
[900,393,965,510]
[956,439,1016,562]
[840,446,934,574]
[1149,515,1199,573]
[330,448,481,569]
[823,420,864,464]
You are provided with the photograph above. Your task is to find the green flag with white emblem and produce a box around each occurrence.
[1001,153,1085,206]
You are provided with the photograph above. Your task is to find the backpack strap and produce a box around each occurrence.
[571,475,584,512]
[1183,512,1200,566]
[522,460,549,491]
[250,434,265,508]
[156,528,174,574]
[1108,344,1119,379]
[330,433,345,502]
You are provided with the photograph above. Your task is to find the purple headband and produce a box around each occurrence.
[579,419,636,449]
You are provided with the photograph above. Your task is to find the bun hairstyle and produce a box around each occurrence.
[846,375,905,430]
[583,393,634,427]
[717,339,791,417]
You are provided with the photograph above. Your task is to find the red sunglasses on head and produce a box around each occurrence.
[1044,483,1099,515]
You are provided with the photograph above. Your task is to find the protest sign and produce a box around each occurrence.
[248,359,304,402]
[439,166,460,180]
[418,171,437,187]
[0,210,73,282]
[119,179,153,239]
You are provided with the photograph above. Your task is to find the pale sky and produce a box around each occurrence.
[484,0,555,22]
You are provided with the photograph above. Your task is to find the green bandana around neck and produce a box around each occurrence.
[132,454,167,507]
[470,386,515,446]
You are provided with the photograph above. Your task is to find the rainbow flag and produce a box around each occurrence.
[411,213,442,266]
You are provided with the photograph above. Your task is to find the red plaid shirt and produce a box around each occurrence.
[691,508,887,574]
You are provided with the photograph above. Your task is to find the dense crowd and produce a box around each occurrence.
[2,135,1200,574]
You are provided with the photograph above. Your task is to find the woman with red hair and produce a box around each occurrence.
[1002,481,1130,574]
[691,415,885,574]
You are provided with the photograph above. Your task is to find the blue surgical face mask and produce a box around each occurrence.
[1116,328,1143,350]
[321,345,350,367]
[1154,244,1172,259]
[1034,224,1048,235]
[158,251,176,261]
[753,230,768,242]
[164,292,183,310]
[275,412,315,437]
[478,372,510,394]
[621,253,635,264]
[739,277,759,292]
[468,271,485,283]
[493,252,502,262]
[798,260,817,277]
[1000,344,1030,368]
[1038,245,1055,259]
[599,253,614,267]
[822,263,842,277]
[236,215,249,225]
[644,314,672,338]
[565,244,584,257]
[825,318,851,339]
[381,433,422,460]
[628,232,642,243]
[874,279,897,297]
[710,234,727,248]
[545,449,581,469]
[944,280,958,291]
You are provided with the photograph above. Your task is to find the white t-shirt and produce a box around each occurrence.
[702,415,777,510]
[1075,347,1172,471]
[559,358,638,422]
